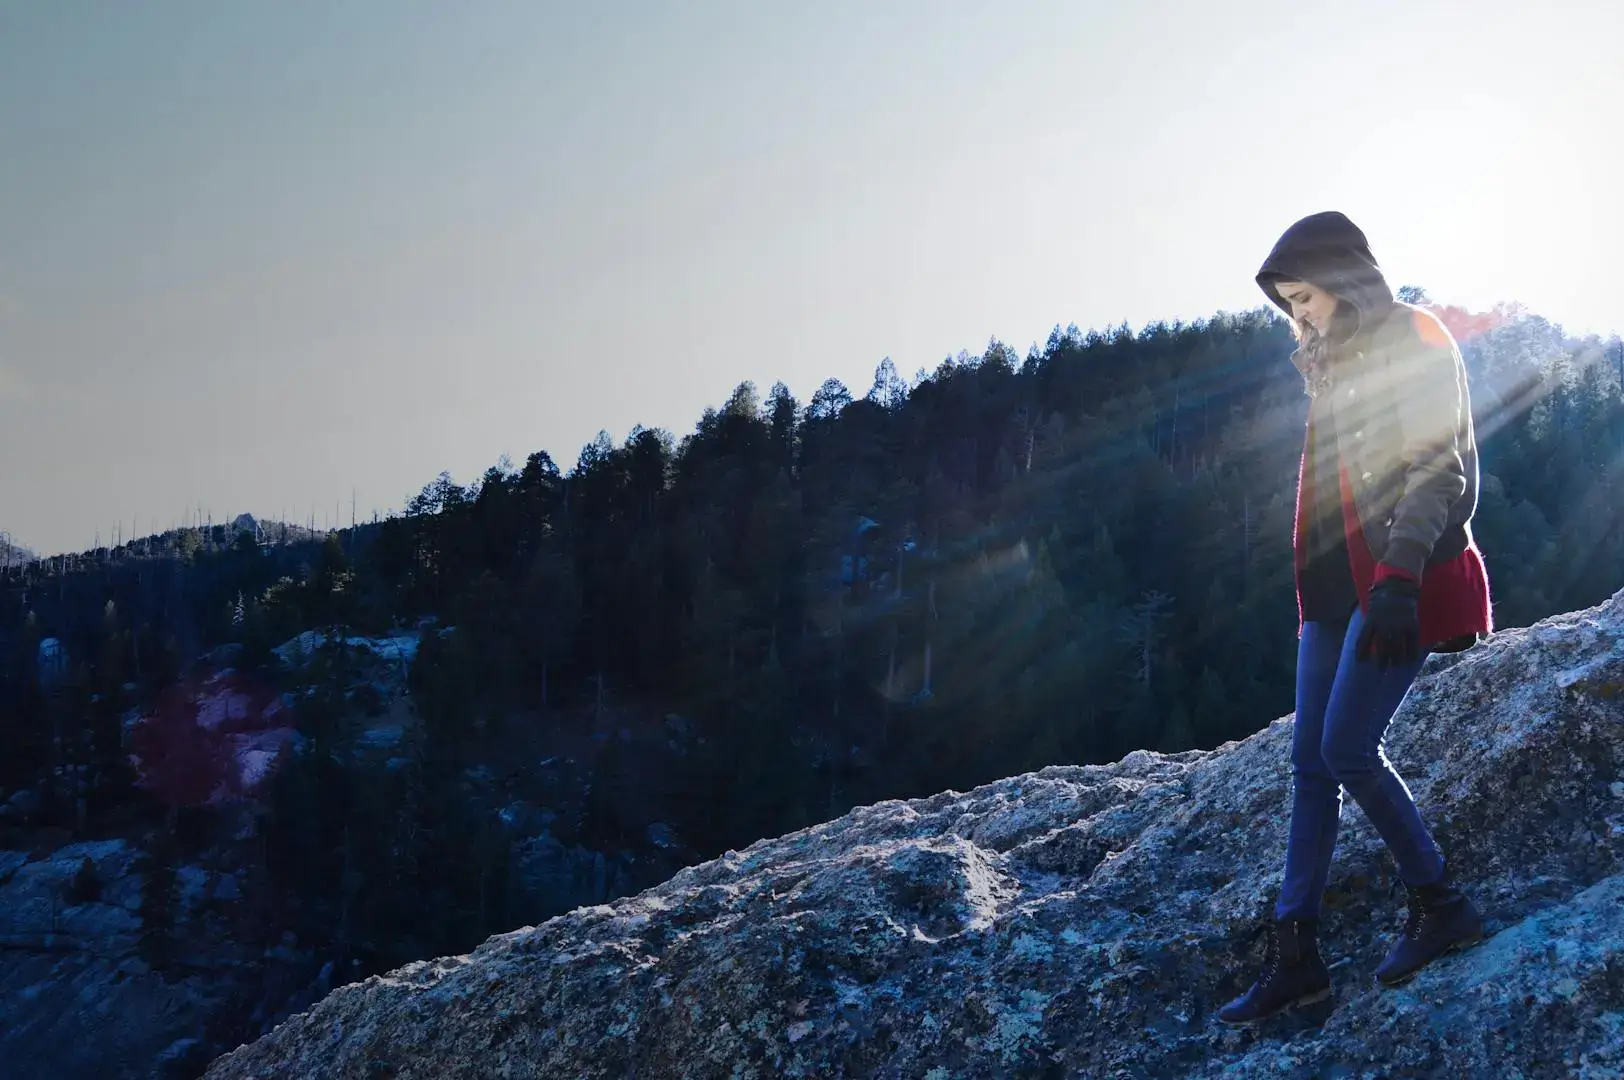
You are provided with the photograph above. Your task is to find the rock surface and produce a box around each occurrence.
[0,840,208,1079]
[205,588,1624,1079]
[0,838,323,1080]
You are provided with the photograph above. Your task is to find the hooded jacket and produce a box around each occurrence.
[1256,211,1484,631]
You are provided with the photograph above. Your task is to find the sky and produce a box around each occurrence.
[1,0,1620,558]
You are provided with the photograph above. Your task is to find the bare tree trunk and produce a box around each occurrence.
[831,590,843,722]
[1169,383,1181,469]
[921,578,938,699]
[768,583,781,668]
[1242,495,1256,594]
[881,621,898,748]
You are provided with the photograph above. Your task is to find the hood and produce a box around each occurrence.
[1256,211,1395,337]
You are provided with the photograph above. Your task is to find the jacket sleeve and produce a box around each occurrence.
[1381,310,1468,580]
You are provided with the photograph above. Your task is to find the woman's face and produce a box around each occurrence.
[1273,279,1338,337]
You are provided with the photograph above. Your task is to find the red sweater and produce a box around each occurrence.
[1338,464,1493,648]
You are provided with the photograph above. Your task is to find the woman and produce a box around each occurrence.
[1218,211,1494,1025]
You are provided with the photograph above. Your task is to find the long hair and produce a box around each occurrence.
[1287,294,1363,399]
[1291,300,1351,398]
[1291,324,1330,398]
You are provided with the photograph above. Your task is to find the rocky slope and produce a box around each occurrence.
[0,835,327,1080]
[203,586,1624,1079]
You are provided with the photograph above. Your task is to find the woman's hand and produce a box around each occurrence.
[1358,577,1422,669]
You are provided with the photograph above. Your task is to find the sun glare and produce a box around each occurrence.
[1310,87,1615,337]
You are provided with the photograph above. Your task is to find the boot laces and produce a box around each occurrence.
[1404,904,1428,940]
[1257,924,1282,984]
[1405,880,1458,939]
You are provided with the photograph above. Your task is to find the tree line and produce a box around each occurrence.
[1,294,1620,974]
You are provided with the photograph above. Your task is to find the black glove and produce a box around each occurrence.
[1358,576,1422,669]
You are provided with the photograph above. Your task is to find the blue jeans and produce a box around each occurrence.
[1275,605,1446,921]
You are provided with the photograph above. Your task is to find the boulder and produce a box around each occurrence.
[203,588,1624,1077]
[0,839,250,1080]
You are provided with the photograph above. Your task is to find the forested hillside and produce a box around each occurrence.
[3,294,1621,988]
